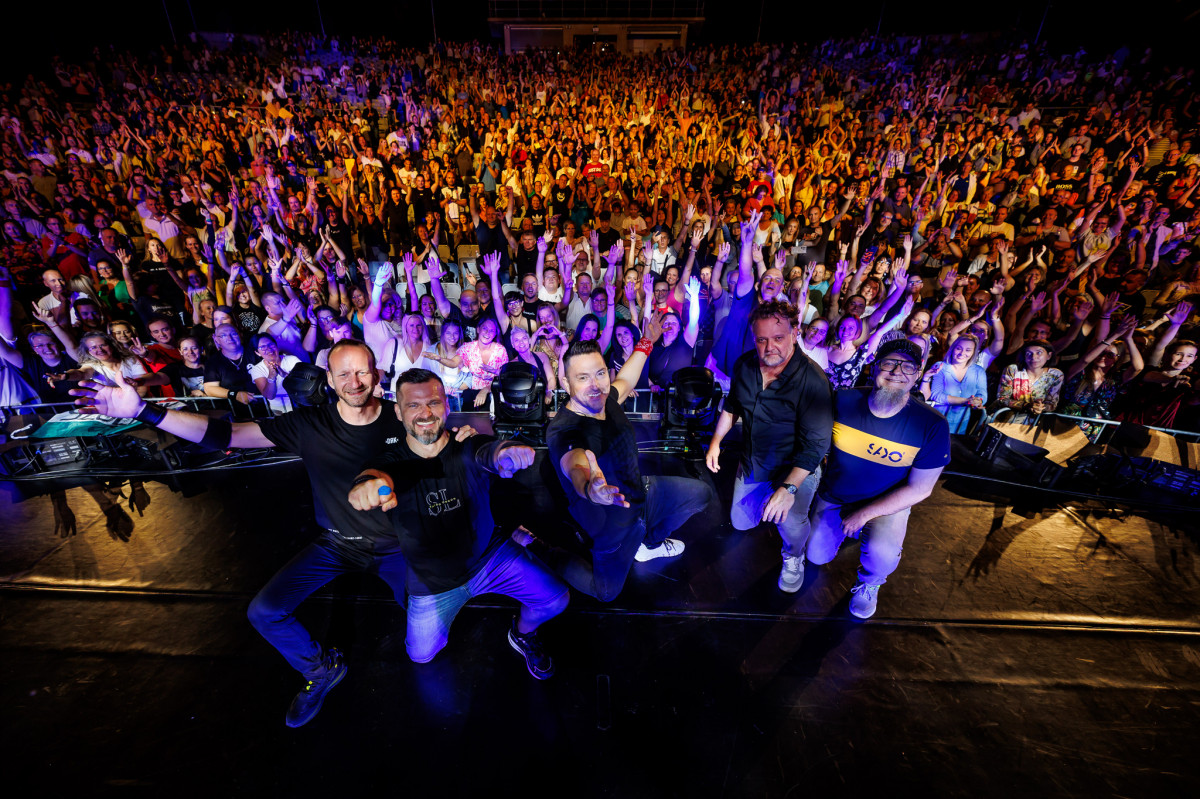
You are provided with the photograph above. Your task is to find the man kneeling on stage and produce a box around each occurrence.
[545,312,715,602]
[349,368,569,678]
[806,339,950,619]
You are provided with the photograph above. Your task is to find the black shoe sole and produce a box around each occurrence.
[507,630,554,680]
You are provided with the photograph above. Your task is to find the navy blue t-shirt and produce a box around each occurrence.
[710,286,757,377]
[820,388,951,505]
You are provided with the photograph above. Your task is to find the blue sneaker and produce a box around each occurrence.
[285,648,347,727]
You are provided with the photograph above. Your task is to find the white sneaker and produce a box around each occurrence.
[849,581,881,619]
[778,555,804,593]
[635,539,685,562]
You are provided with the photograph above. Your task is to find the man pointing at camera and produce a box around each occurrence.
[546,312,716,602]
[349,368,570,678]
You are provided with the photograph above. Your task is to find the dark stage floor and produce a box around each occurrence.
[1,422,1198,797]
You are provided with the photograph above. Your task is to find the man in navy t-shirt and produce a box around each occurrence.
[706,209,786,387]
[806,339,951,619]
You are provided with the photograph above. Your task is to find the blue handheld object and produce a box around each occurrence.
[378,486,392,496]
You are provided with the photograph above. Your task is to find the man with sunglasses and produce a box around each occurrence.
[805,339,950,619]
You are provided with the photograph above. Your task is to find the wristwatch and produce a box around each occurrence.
[778,483,798,495]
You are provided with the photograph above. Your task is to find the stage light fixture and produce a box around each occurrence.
[658,366,723,458]
[491,361,548,445]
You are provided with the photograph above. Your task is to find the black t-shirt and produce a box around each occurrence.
[549,185,573,217]
[607,347,650,390]
[820,388,950,505]
[368,434,508,594]
[522,300,540,325]
[203,350,256,393]
[258,400,408,545]
[410,187,436,221]
[475,220,510,273]
[383,198,410,240]
[1146,162,1183,191]
[528,209,547,235]
[444,304,497,343]
[596,225,621,255]
[546,387,646,543]
[164,361,206,396]
[133,294,183,329]
[1046,178,1080,203]
[190,323,214,347]
[23,353,80,403]
[514,246,539,278]
[233,304,267,334]
[647,336,696,389]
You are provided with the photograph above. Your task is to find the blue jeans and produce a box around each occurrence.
[247,532,407,679]
[557,475,716,602]
[730,466,821,558]
[405,539,569,663]
[805,495,912,586]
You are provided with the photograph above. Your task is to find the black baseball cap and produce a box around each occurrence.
[876,338,923,365]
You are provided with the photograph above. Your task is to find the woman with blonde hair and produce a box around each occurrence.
[55,331,168,397]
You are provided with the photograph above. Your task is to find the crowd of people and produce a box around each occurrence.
[5,27,1200,727]
[0,32,1196,433]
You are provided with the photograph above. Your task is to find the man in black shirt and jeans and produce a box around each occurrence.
[705,300,833,592]
[71,340,473,728]
[349,369,569,678]
[546,314,716,601]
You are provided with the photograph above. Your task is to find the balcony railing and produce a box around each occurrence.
[488,0,705,18]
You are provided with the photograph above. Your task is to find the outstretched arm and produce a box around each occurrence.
[71,370,275,448]
[480,252,508,334]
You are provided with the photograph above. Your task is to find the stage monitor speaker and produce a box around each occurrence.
[975,423,1064,487]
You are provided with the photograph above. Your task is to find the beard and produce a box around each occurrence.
[406,415,445,445]
[872,386,911,412]
[760,348,788,367]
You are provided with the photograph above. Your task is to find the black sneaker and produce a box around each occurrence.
[507,619,554,680]
[285,648,348,728]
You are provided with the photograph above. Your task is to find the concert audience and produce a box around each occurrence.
[0,29,1195,439]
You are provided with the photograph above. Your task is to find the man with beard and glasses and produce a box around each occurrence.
[348,369,569,679]
[70,340,476,728]
[804,339,950,619]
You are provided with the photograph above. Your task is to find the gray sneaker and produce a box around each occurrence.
[778,554,804,593]
[849,582,881,619]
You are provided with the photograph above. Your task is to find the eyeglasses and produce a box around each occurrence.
[878,358,919,376]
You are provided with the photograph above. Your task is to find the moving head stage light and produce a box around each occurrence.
[492,361,548,445]
[659,366,723,458]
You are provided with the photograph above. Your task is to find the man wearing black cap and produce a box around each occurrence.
[805,339,950,619]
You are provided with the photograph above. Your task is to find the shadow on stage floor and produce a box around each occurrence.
[1,426,1198,797]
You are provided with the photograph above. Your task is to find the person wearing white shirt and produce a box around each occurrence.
[249,334,301,413]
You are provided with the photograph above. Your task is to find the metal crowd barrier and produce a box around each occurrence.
[985,408,1200,445]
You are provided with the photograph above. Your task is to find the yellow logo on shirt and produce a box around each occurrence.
[832,422,919,467]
